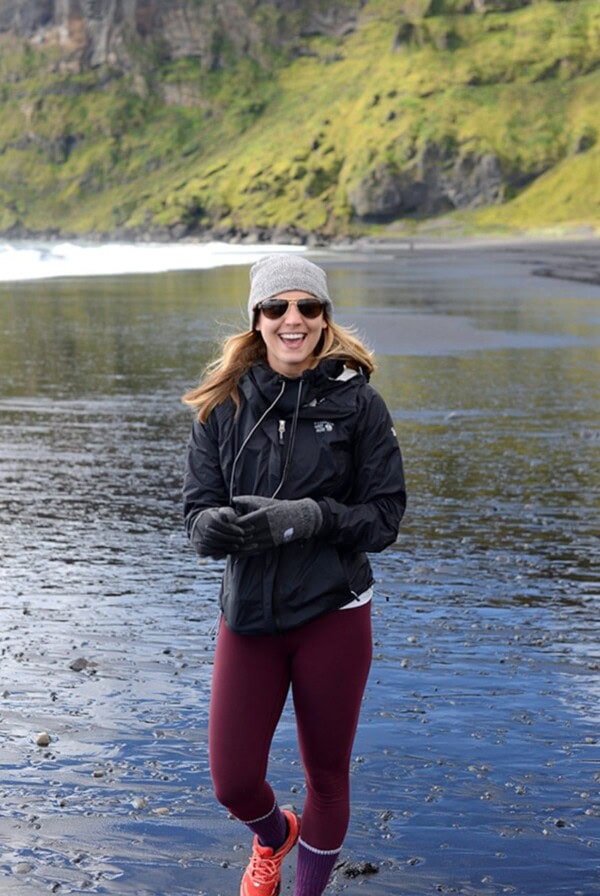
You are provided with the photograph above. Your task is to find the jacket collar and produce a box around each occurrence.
[240,359,363,413]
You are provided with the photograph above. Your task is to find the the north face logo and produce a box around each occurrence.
[314,421,334,433]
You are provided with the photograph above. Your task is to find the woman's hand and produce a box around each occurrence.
[190,507,245,559]
[232,495,322,553]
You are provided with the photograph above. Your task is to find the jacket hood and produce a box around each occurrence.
[240,359,367,417]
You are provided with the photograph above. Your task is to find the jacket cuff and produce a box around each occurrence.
[316,499,334,537]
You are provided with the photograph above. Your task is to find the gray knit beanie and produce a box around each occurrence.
[248,254,332,325]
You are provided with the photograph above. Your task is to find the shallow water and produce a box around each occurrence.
[0,243,599,895]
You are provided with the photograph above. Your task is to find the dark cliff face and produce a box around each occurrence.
[0,1,53,35]
[0,0,365,70]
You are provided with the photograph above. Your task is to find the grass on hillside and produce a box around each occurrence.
[0,0,598,238]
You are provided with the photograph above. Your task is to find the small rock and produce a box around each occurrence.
[14,862,34,874]
[341,861,379,878]
[131,797,148,810]
[35,732,51,747]
[69,657,89,672]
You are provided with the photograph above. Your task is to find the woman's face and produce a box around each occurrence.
[255,290,327,377]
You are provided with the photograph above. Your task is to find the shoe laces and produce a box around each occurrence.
[248,852,280,885]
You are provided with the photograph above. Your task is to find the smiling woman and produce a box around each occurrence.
[181,253,406,896]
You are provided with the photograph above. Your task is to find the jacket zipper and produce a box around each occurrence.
[277,419,286,492]
[272,419,287,631]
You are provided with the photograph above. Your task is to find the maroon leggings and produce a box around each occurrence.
[209,602,372,851]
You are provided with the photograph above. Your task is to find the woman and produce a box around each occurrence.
[182,254,406,896]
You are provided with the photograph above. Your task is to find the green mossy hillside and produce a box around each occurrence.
[0,0,598,240]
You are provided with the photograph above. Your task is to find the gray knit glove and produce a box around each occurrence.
[189,507,245,559]
[232,495,323,554]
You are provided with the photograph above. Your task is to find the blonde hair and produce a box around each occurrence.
[182,315,375,423]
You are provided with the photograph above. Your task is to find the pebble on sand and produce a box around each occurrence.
[340,861,379,878]
[14,862,34,874]
[35,732,51,747]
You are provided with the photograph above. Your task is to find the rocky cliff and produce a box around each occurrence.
[0,0,598,240]
[0,1,364,70]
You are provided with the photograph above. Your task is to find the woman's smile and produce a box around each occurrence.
[279,332,306,347]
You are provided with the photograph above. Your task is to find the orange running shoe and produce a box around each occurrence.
[240,808,300,896]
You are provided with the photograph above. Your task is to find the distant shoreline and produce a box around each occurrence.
[1,230,599,287]
[1,222,598,250]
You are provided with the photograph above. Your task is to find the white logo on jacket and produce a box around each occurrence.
[314,421,334,433]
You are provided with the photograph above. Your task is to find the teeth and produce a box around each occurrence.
[281,334,304,341]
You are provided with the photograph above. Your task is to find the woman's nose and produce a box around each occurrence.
[282,303,304,323]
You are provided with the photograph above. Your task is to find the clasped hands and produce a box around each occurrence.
[191,495,323,559]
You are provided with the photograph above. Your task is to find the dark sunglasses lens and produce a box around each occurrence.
[260,300,288,319]
[297,299,324,318]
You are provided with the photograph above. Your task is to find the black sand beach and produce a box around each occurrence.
[0,238,598,895]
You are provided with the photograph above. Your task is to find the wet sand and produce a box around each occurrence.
[1,565,599,895]
[350,236,600,287]
[0,238,599,894]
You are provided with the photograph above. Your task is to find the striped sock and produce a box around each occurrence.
[293,840,340,896]
[244,801,288,851]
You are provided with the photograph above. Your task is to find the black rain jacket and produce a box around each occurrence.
[183,358,406,634]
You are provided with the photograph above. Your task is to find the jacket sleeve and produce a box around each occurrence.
[182,414,230,539]
[317,386,406,552]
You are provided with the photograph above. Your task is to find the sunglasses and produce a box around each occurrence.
[256,298,325,320]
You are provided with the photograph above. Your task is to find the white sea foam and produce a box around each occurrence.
[0,240,305,282]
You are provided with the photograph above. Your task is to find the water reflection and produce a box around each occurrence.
[0,246,598,895]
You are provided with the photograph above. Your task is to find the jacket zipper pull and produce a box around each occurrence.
[278,419,286,444]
